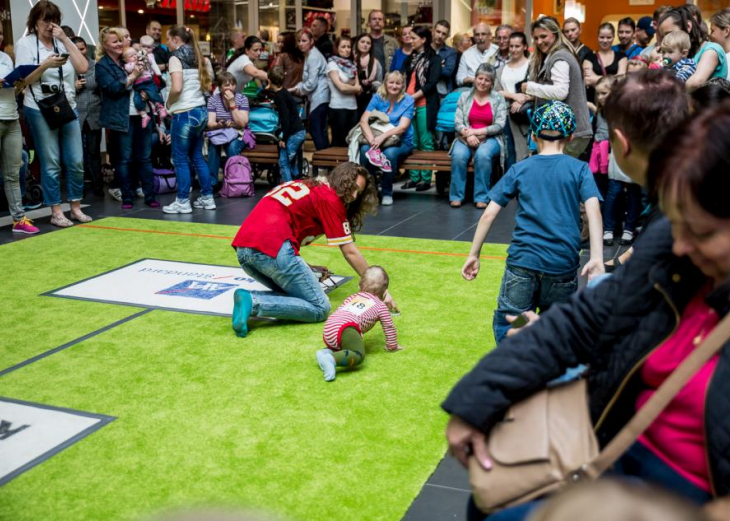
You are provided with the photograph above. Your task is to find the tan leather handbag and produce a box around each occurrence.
[470,313,730,514]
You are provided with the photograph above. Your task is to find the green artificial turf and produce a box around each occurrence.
[0,217,507,521]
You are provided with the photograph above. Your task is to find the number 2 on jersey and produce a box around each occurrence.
[266,182,311,207]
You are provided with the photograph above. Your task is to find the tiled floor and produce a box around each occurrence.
[0,178,629,520]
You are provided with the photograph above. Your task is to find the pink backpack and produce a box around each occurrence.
[220,155,254,198]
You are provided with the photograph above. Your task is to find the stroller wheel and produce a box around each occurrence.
[29,184,43,202]
[300,158,310,178]
[266,168,280,187]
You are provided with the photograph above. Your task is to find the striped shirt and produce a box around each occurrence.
[323,292,398,351]
[207,92,249,122]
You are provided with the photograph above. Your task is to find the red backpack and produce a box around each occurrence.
[220,156,254,198]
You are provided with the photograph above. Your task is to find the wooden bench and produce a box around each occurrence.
[241,144,311,186]
[311,147,481,196]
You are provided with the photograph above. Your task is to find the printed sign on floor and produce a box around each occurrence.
[0,397,114,486]
[46,259,351,316]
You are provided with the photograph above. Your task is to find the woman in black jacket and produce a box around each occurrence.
[443,103,730,520]
[401,26,441,191]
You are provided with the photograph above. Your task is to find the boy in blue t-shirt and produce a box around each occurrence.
[462,101,604,344]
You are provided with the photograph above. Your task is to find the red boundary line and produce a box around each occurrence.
[78,224,506,261]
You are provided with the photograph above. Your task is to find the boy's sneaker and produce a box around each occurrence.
[603,231,614,246]
[162,198,193,214]
[192,195,216,210]
[316,349,337,382]
[620,230,634,245]
[232,289,253,337]
[381,158,392,173]
[108,188,123,201]
[136,187,145,199]
[141,113,151,129]
[12,216,40,235]
[381,195,393,206]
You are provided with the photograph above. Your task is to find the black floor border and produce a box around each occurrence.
[0,309,153,378]
[43,258,352,317]
[0,396,116,487]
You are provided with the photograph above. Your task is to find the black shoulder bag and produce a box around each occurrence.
[31,37,77,130]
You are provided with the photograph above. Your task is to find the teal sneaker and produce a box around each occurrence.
[232,289,253,337]
[316,349,337,382]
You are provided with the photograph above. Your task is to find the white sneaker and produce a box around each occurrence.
[136,187,145,199]
[192,195,216,210]
[162,198,193,214]
[603,231,614,245]
[108,188,122,201]
[381,195,393,206]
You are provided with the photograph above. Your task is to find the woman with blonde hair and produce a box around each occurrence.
[357,71,415,206]
[512,16,592,157]
[96,26,159,209]
[162,25,215,214]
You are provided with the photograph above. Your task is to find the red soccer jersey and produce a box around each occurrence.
[232,181,353,258]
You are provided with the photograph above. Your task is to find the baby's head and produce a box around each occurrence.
[358,266,390,300]
[627,56,649,73]
[122,47,137,63]
[660,31,691,67]
[140,35,155,53]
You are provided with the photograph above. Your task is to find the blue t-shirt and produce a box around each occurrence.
[694,42,729,80]
[366,93,415,147]
[390,48,410,72]
[612,43,643,60]
[488,154,601,275]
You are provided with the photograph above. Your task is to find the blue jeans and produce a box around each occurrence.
[279,130,306,182]
[24,106,85,206]
[112,115,154,204]
[171,106,211,200]
[603,180,642,233]
[309,103,330,150]
[467,442,712,521]
[207,137,246,186]
[236,241,331,323]
[449,138,500,204]
[493,264,578,344]
[359,142,414,196]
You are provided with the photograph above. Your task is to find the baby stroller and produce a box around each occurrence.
[248,94,309,186]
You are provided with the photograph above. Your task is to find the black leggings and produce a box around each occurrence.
[329,108,358,147]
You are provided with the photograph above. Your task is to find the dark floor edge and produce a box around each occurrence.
[0,309,153,378]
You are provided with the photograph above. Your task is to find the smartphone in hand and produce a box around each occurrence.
[511,313,529,329]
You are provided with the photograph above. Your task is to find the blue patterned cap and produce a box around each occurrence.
[530,101,577,140]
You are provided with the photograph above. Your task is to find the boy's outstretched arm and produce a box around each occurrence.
[462,202,503,281]
[581,197,605,281]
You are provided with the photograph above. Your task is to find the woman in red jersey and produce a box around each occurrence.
[231,162,396,336]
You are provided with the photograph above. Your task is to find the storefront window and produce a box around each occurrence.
[360,0,433,36]
[185,0,250,73]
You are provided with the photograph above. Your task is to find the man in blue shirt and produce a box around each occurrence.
[612,17,643,59]
[432,20,458,96]
[461,101,604,344]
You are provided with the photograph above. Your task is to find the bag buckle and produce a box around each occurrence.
[569,464,590,483]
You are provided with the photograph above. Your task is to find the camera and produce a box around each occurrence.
[78,74,85,80]
[41,84,60,94]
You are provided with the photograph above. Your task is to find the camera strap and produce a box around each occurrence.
[31,35,65,105]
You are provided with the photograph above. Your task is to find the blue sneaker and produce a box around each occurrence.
[316,349,337,382]
[232,289,253,337]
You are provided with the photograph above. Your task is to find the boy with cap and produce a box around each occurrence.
[461,101,604,344]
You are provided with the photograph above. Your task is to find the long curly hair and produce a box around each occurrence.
[306,162,378,232]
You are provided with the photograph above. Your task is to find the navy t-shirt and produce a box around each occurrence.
[488,154,601,275]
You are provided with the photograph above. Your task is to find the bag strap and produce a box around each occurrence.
[586,311,730,478]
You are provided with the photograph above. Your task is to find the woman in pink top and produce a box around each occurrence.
[443,101,730,521]
[449,63,508,209]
